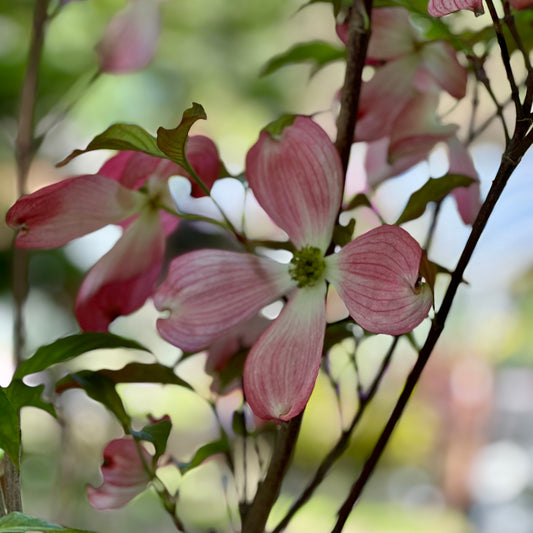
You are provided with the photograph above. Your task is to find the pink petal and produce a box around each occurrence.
[76,212,165,331]
[355,55,419,142]
[154,250,294,352]
[428,0,484,16]
[326,225,432,335]
[206,314,271,374]
[88,438,151,510]
[6,175,143,249]
[95,0,161,74]
[366,8,417,61]
[186,136,222,197]
[389,92,458,163]
[447,137,482,225]
[244,283,327,421]
[419,42,467,99]
[246,116,343,251]
[365,137,427,188]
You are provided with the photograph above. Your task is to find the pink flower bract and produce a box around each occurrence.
[87,438,152,510]
[155,117,433,421]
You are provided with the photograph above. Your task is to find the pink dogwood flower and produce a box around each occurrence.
[154,117,432,421]
[87,437,152,510]
[427,0,485,16]
[96,0,161,74]
[7,136,221,331]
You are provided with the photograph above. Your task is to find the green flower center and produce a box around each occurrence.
[289,246,325,288]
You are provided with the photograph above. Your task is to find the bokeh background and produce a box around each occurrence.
[1,1,533,532]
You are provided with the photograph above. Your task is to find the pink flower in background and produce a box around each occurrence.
[427,0,485,16]
[154,117,432,421]
[337,8,466,190]
[337,7,466,144]
[96,0,161,74]
[447,137,482,224]
[87,438,152,510]
[7,136,221,331]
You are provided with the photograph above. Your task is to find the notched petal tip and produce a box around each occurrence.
[327,225,433,336]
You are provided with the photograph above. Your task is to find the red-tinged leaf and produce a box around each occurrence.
[156,103,207,170]
[57,124,165,167]
[14,333,149,379]
[395,174,475,225]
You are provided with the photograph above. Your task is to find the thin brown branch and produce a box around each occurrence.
[330,125,532,533]
[334,0,373,175]
[242,415,303,533]
[2,0,50,518]
[272,336,398,533]
[485,0,522,119]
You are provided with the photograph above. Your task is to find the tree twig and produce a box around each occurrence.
[330,124,532,533]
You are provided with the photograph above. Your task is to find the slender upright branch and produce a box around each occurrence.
[335,0,372,175]
[242,415,303,533]
[485,0,522,118]
[273,336,398,533]
[331,126,531,533]
[2,0,50,517]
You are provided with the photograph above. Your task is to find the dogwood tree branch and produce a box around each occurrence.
[330,118,532,533]
[272,336,398,533]
[2,0,50,518]
[335,0,373,175]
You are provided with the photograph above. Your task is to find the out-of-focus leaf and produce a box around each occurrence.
[261,41,346,76]
[345,193,371,211]
[55,363,191,391]
[132,418,172,462]
[0,388,19,467]
[395,174,475,225]
[5,381,56,418]
[231,410,246,437]
[57,372,131,430]
[180,439,230,474]
[0,512,94,533]
[14,333,150,379]
[156,102,207,170]
[57,124,164,167]
[333,218,355,247]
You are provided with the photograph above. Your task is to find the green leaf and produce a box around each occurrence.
[345,193,371,211]
[14,333,150,379]
[263,114,298,137]
[395,174,475,225]
[156,103,207,169]
[58,372,131,431]
[55,363,191,391]
[57,124,165,167]
[132,418,172,462]
[261,41,346,77]
[333,218,356,247]
[180,439,230,474]
[0,388,20,467]
[5,381,56,418]
[0,512,94,533]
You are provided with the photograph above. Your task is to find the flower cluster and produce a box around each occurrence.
[6,137,221,331]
